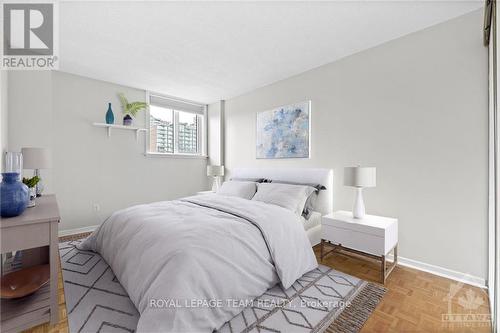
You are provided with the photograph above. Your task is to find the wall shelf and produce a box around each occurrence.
[93,123,147,141]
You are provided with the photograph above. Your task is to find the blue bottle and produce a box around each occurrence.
[0,172,29,217]
[105,103,114,124]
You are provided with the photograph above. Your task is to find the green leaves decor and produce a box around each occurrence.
[118,93,149,117]
[22,176,40,188]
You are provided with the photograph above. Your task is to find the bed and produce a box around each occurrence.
[78,167,333,332]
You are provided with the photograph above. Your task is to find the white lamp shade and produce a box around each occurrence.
[207,165,224,177]
[21,147,52,169]
[344,166,376,188]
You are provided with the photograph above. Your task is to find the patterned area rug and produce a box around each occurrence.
[60,240,385,333]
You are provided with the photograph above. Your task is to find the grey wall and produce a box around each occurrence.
[9,71,54,191]
[207,100,224,166]
[218,10,488,278]
[0,71,8,167]
[8,71,207,231]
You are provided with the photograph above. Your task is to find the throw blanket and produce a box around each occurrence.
[78,194,317,332]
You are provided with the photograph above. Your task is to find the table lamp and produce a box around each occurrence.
[344,166,376,219]
[21,147,52,197]
[207,165,224,191]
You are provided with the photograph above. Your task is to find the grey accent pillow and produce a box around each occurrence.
[269,180,326,191]
[302,193,318,219]
[216,181,257,200]
[230,177,266,183]
[252,183,316,215]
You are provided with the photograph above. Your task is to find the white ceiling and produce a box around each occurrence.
[60,1,483,104]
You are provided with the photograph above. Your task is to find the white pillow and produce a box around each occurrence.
[252,183,316,215]
[216,181,257,199]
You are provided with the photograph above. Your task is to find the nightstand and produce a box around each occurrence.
[321,210,398,284]
[196,190,215,195]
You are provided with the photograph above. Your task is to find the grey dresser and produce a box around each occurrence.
[0,195,60,332]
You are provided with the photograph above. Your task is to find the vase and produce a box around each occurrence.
[123,114,133,126]
[0,173,29,217]
[105,103,114,124]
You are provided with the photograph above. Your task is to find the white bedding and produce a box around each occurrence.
[78,194,317,332]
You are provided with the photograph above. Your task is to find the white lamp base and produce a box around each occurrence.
[353,187,365,219]
[34,169,44,197]
[211,177,221,192]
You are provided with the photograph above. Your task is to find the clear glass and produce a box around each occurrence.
[177,111,198,154]
[4,152,22,174]
[149,105,174,154]
[28,187,36,207]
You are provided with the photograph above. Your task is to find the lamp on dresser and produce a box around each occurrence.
[207,165,224,191]
[21,148,52,197]
[344,166,376,219]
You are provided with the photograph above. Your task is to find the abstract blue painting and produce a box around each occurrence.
[256,101,310,159]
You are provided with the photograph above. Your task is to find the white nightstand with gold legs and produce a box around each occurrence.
[320,210,398,284]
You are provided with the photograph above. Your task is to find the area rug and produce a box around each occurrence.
[60,240,385,333]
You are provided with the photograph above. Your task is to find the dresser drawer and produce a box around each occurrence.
[1,222,50,253]
[322,224,385,256]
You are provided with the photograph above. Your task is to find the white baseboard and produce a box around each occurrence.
[59,225,98,237]
[387,254,486,289]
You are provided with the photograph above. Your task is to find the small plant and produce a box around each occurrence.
[118,93,148,117]
[22,176,40,188]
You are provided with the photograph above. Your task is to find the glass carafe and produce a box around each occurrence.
[4,152,22,176]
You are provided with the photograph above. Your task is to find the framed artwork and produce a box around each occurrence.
[256,100,311,159]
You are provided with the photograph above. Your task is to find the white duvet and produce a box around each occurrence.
[78,194,317,332]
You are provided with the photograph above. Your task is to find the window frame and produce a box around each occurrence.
[145,92,207,158]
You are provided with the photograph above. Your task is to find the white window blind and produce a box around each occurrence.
[149,94,205,115]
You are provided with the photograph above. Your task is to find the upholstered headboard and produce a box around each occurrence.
[230,168,334,215]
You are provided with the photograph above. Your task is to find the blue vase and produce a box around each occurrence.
[105,103,114,124]
[0,173,29,217]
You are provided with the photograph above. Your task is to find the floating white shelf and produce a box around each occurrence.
[93,123,147,141]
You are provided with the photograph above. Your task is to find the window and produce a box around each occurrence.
[177,111,198,154]
[147,94,206,156]
[149,105,174,153]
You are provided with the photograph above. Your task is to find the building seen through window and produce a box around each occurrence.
[149,105,200,154]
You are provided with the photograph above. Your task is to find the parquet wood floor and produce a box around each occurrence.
[314,245,492,333]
